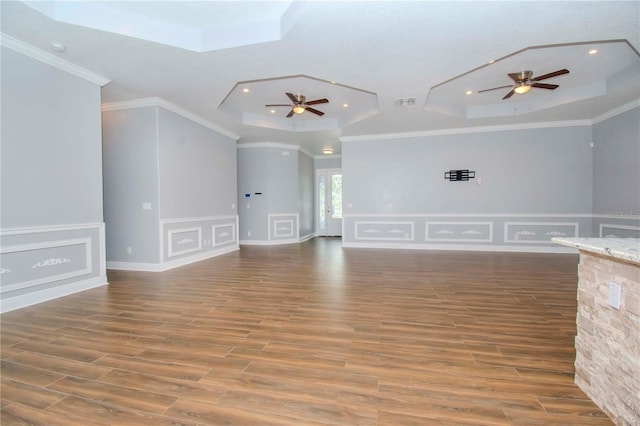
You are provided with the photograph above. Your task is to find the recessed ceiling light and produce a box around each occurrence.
[322,148,334,155]
[465,90,473,95]
[589,49,598,55]
[51,42,65,52]
[343,103,349,108]
[242,88,250,93]
[270,109,276,114]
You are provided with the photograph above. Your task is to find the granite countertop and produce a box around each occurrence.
[552,237,640,265]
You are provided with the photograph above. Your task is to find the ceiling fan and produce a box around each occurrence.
[478,68,570,100]
[266,92,329,117]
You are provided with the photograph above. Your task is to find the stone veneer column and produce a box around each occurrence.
[575,252,639,425]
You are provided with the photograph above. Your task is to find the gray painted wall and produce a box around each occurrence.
[102,105,239,268]
[591,106,640,238]
[237,147,271,241]
[298,151,314,238]
[1,47,103,227]
[342,125,595,249]
[158,108,237,219]
[102,107,160,263]
[592,107,640,215]
[343,126,593,215]
[1,46,106,312]
[237,145,305,242]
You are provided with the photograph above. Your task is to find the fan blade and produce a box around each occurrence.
[286,92,298,103]
[305,98,329,105]
[532,69,569,81]
[503,89,515,100]
[265,104,291,107]
[305,106,325,116]
[478,84,513,93]
[508,71,532,82]
[286,109,294,118]
[531,83,559,90]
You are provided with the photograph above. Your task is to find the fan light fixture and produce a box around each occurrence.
[292,104,305,114]
[514,83,531,95]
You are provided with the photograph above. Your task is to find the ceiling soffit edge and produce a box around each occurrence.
[236,142,314,159]
[591,99,640,124]
[20,0,304,52]
[339,120,594,143]
[0,33,110,86]
[102,97,239,141]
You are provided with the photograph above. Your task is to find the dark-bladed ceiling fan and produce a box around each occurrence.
[478,68,570,100]
[266,92,329,117]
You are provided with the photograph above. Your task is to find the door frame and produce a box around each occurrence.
[315,168,342,237]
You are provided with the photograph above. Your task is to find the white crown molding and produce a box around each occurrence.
[0,33,110,87]
[299,147,314,158]
[340,120,592,142]
[342,213,595,218]
[236,142,312,158]
[591,99,640,124]
[314,154,342,160]
[237,142,300,150]
[101,97,239,141]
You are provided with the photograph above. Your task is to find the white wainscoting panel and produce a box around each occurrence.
[425,222,493,243]
[355,221,414,241]
[504,222,579,244]
[0,223,107,313]
[0,238,92,293]
[599,223,640,238]
[167,227,202,258]
[213,222,236,246]
[268,213,299,242]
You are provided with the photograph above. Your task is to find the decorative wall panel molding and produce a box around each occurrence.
[268,213,299,241]
[274,220,295,238]
[355,221,414,241]
[599,223,640,238]
[213,223,236,246]
[425,222,493,243]
[504,222,579,244]
[342,214,592,252]
[167,227,202,257]
[0,223,107,313]
[160,215,239,264]
[0,238,92,293]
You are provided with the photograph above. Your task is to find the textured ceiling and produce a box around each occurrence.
[2,1,639,155]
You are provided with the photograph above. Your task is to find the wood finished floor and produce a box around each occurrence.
[1,238,612,425]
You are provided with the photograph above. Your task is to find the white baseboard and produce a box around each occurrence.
[0,275,108,313]
[160,245,238,271]
[341,241,578,254]
[106,261,163,272]
[299,233,315,242]
[240,238,300,246]
[107,245,239,272]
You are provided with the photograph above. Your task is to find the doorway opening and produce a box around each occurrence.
[316,169,342,237]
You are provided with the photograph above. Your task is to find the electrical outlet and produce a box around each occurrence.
[126,247,132,255]
[607,281,621,309]
[248,231,252,237]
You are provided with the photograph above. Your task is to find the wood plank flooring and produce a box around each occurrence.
[1,238,612,425]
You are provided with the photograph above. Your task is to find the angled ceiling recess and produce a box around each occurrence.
[21,0,304,52]
[425,40,640,119]
[220,75,379,132]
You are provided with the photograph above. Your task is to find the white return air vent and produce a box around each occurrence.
[395,97,416,107]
